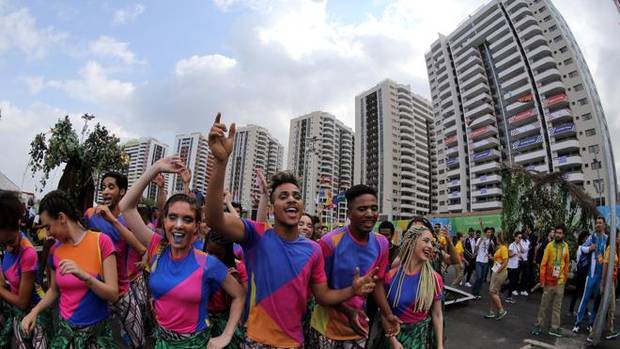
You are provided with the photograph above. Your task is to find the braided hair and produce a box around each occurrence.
[387,224,440,313]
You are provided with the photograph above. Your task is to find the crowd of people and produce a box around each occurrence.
[0,113,617,348]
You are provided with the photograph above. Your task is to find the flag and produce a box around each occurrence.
[518,93,533,103]
[324,190,334,209]
[333,192,346,206]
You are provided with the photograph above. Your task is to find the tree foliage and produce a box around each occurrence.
[501,166,598,243]
[28,116,128,211]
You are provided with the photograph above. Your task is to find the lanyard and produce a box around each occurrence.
[553,242,563,267]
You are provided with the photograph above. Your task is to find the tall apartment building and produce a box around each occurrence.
[170,133,211,196]
[123,137,168,201]
[287,112,354,224]
[426,0,615,213]
[355,79,435,220]
[225,125,284,216]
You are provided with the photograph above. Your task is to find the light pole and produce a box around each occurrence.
[80,113,95,142]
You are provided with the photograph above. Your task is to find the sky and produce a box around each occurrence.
[1,0,619,195]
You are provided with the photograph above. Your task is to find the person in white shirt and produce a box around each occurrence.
[505,232,523,303]
[518,228,532,296]
[472,227,495,298]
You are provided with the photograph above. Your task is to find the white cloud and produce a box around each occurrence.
[89,35,141,65]
[19,76,45,94]
[175,54,237,76]
[48,61,135,104]
[0,7,67,59]
[113,4,145,25]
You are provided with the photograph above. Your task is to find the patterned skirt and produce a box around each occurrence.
[371,317,436,349]
[153,325,211,349]
[49,318,116,349]
[0,302,50,349]
[210,311,246,349]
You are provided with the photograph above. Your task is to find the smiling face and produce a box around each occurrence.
[163,201,198,250]
[348,194,379,235]
[415,230,434,262]
[298,215,313,237]
[101,177,125,209]
[39,211,69,241]
[271,183,303,228]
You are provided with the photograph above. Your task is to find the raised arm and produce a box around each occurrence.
[255,168,270,224]
[95,205,146,255]
[205,113,245,242]
[119,157,185,247]
[153,174,167,210]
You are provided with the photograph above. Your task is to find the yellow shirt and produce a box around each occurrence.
[455,241,464,255]
[438,235,447,247]
[603,246,619,282]
[494,244,509,264]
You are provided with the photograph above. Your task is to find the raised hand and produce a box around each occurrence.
[352,267,378,296]
[208,113,236,162]
[154,156,185,174]
[255,168,269,196]
[152,173,165,188]
[224,191,233,204]
[181,167,192,185]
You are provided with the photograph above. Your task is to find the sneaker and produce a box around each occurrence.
[512,290,519,296]
[484,312,497,319]
[505,297,516,304]
[465,282,472,287]
[520,291,529,296]
[548,328,563,338]
[605,330,620,340]
[572,326,580,334]
[586,336,593,343]
[531,325,542,336]
[587,325,593,333]
[496,310,508,320]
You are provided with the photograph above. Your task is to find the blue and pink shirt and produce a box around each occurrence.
[2,233,38,303]
[311,227,389,340]
[49,231,115,327]
[385,268,443,324]
[208,259,247,313]
[241,219,327,347]
[146,234,228,334]
[84,208,132,294]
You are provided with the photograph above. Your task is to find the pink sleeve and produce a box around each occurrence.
[311,245,328,284]
[20,247,38,273]
[434,272,444,300]
[375,236,390,280]
[236,260,249,284]
[98,233,116,260]
[317,236,333,259]
[147,234,163,262]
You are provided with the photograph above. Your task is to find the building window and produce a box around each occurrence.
[579,98,588,106]
[553,35,563,43]
[582,113,592,121]
[574,84,584,92]
[564,58,573,65]
[592,161,602,170]
[543,15,551,22]
[568,70,578,78]
[549,24,557,32]
[559,46,568,53]
[585,128,596,137]
[588,145,599,153]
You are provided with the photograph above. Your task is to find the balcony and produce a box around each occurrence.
[465,103,494,119]
[506,97,534,115]
[448,203,464,212]
[535,68,561,84]
[472,187,502,198]
[444,123,458,136]
[463,92,491,110]
[508,0,528,12]
[496,51,521,70]
[508,108,537,128]
[518,25,543,42]
[457,55,482,72]
[526,45,552,61]
[461,72,487,89]
[472,161,501,174]
[459,64,485,81]
[550,123,576,137]
[511,134,543,152]
[469,125,498,141]
[472,174,502,185]
[448,191,461,200]
[546,108,572,123]
[510,122,540,139]
[515,14,537,31]
[488,25,511,46]
[472,149,501,163]
[530,56,556,71]
[448,178,460,188]
[498,62,524,81]
[510,5,532,22]
[551,139,580,152]
[553,155,582,169]
[523,34,546,50]
[445,145,459,156]
[504,84,532,103]
[492,42,517,62]
[514,148,546,165]
[471,137,500,151]
[469,113,495,128]
[563,172,585,183]
[500,71,529,91]
[446,157,459,168]
[463,82,489,99]
[543,93,569,109]
[472,200,502,211]
[446,167,461,179]
[525,164,549,173]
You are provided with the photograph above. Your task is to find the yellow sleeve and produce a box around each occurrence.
[501,246,509,261]
[539,244,550,283]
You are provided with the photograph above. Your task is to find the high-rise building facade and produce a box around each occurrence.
[170,133,211,195]
[288,111,354,224]
[225,125,284,216]
[426,0,615,213]
[355,79,435,220]
[123,137,169,201]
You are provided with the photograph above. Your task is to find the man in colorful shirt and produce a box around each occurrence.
[309,185,390,348]
[84,172,146,348]
[531,224,570,337]
[572,216,609,334]
[206,114,377,348]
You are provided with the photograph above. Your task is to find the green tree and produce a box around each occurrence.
[29,115,128,211]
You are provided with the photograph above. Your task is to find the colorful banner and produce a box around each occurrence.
[543,93,568,107]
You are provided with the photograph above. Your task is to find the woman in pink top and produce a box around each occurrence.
[21,190,119,348]
[119,156,245,349]
[0,191,46,348]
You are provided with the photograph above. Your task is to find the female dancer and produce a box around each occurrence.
[21,190,119,348]
[118,156,244,348]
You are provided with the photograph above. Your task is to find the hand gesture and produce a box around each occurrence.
[154,156,185,174]
[381,313,403,337]
[21,312,37,336]
[208,113,236,162]
[95,205,115,222]
[59,259,90,282]
[224,191,233,204]
[352,267,378,296]
[207,333,232,349]
[152,173,165,188]
[181,167,192,185]
[255,168,269,196]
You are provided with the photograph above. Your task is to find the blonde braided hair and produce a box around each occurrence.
[387,224,440,313]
